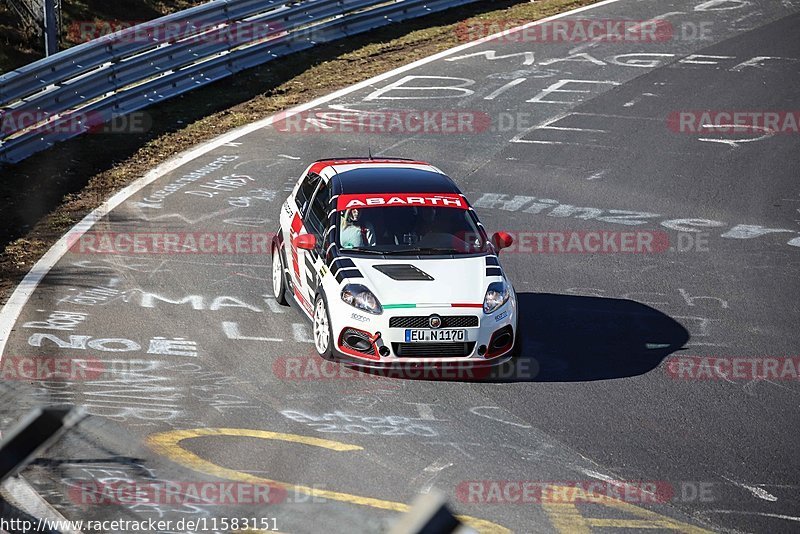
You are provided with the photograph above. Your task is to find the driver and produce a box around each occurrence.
[340,208,376,248]
[414,207,436,236]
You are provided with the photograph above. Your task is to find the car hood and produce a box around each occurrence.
[346,255,491,307]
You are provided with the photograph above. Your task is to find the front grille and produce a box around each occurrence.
[389,316,479,328]
[392,342,476,358]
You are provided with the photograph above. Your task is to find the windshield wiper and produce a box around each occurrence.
[392,247,462,255]
[342,247,387,255]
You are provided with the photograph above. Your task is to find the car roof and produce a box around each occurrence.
[334,166,461,195]
[305,158,460,195]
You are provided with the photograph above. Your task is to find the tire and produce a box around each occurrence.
[313,294,334,360]
[271,244,288,305]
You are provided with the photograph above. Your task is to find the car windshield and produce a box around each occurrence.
[337,205,487,254]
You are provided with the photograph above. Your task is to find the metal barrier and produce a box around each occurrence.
[0,0,479,165]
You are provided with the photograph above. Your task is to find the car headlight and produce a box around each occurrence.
[341,284,383,314]
[483,281,510,314]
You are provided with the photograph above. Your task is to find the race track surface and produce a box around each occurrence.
[2,0,799,532]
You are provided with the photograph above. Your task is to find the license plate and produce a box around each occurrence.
[404,329,466,342]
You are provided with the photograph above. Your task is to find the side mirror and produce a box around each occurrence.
[293,234,316,250]
[491,231,514,251]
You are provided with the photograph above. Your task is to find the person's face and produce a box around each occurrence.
[350,209,360,222]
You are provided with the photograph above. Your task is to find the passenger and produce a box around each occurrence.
[340,208,376,248]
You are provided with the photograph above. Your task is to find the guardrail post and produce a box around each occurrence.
[43,0,59,56]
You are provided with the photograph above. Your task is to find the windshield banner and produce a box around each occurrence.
[337,193,467,210]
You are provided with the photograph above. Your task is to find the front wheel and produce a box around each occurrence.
[313,294,333,360]
[272,245,288,305]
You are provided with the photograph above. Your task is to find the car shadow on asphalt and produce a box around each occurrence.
[499,292,690,383]
[352,292,690,383]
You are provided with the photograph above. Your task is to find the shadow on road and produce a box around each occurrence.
[345,292,689,383]
[509,292,689,382]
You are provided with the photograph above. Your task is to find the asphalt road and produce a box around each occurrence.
[2,0,799,532]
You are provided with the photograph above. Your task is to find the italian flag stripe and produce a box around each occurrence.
[383,303,482,309]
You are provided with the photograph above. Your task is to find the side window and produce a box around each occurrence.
[294,172,321,216]
[309,183,330,232]
[305,181,331,252]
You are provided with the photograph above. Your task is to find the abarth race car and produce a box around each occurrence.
[271,157,518,367]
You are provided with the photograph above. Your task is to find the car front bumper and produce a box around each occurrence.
[326,294,518,368]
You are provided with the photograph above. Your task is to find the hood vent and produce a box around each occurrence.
[373,264,434,281]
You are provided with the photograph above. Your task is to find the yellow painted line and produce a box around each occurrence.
[149,427,363,451]
[541,485,714,534]
[588,519,684,528]
[540,503,591,534]
[147,428,509,534]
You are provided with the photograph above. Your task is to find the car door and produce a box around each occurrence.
[299,179,331,305]
[282,171,322,313]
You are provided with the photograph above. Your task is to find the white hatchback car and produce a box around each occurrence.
[272,157,518,368]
